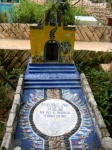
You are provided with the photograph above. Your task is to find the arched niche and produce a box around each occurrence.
[44,40,60,63]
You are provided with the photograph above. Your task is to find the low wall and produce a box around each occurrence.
[73,0,111,25]
[0,49,112,71]
[0,49,30,71]
[0,23,111,42]
[80,73,112,150]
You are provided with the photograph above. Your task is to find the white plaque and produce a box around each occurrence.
[33,99,79,136]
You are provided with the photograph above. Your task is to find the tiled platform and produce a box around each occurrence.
[13,63,102,150]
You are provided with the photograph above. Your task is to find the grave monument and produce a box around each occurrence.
[13,4,103,150]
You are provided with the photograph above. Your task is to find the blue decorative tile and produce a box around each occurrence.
[14,63,102,150]
[62,89,102,150]
[14,89,44,150]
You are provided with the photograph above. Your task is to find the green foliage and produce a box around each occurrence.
[9,0,52,23]
[76,61,112,135]
[64,6,89,25]
[9,68,24,79]
[57,0,70,15]
[1,146,7,150]
[0,67,24,142]
[9,0,89,24]
[108,0,112,9]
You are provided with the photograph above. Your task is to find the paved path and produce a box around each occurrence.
[0,39,112,52]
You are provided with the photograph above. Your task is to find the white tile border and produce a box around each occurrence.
[0,75,23,150]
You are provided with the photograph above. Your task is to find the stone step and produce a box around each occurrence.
[29,67,75,70]
[24,78,80,81]
[23,85,82,89]
[24,81,81,85]
[29,70,76,73]
[29,63,75,67]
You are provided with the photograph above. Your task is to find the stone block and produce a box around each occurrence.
[85,27,93,38]
[79,26,90,41]
[6,120,17,135]
[82,78,89,86]
[87,103,94,118]
[20,74,24,78]
[90,35,96,41]
[93,32,99,42]
[95,124,102,139]
[7,57,19,71]
[75,32,80,41]
[0,25,3,32]
[93,106,106,128]
[10,103,19,114]
[22,59,29,69]
[86,93,97,107]
[95,28,102,38]
[84,85,92,93]
[76,27,84,41]
[80,73,86,80]
[23,31,29,39]
[20,52,30,63]
[15,62,21,68]
[6,126,14,133]
[88,26,94,32]
[88,98,97,108]
[16,85,22,95]
[102,137,112,150]
[13,94,21,105]
[6,112,16,127]
[18,77,23,86]
[1,133,12,149]
[101,128,110,137]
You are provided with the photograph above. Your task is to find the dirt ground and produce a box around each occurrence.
[0,39,112,52]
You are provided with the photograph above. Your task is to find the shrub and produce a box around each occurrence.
[9,0,52,23]
[9,0,89,24]
[64,6,88,25]
[76,61,112,137]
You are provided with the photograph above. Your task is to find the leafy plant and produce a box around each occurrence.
[9,68,24,79]
[9,0,52,23]
[63,6,89,25]
[0,67,24,142]
[76,61,112,136]
[108,0,112,10]
[9,0,89,24]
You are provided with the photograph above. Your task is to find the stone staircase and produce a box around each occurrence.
[24,63,81,89]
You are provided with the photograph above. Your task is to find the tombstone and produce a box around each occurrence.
[13,4,103,150]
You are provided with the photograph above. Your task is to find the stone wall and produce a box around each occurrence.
[72,0,111,25]
[84,6,111,25]
[76,25,111,42]
[0,23,111,42]
[0,49,112,72]
[0,49,30,71]
[1,75,23,150]
[0,23,30,39]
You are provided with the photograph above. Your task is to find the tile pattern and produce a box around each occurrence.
[25,73,78,80]
[62,89,102,150]
[44,89,67,150]
[14,89,44,150]
[46,89,61,99]
[14,88,102,150]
